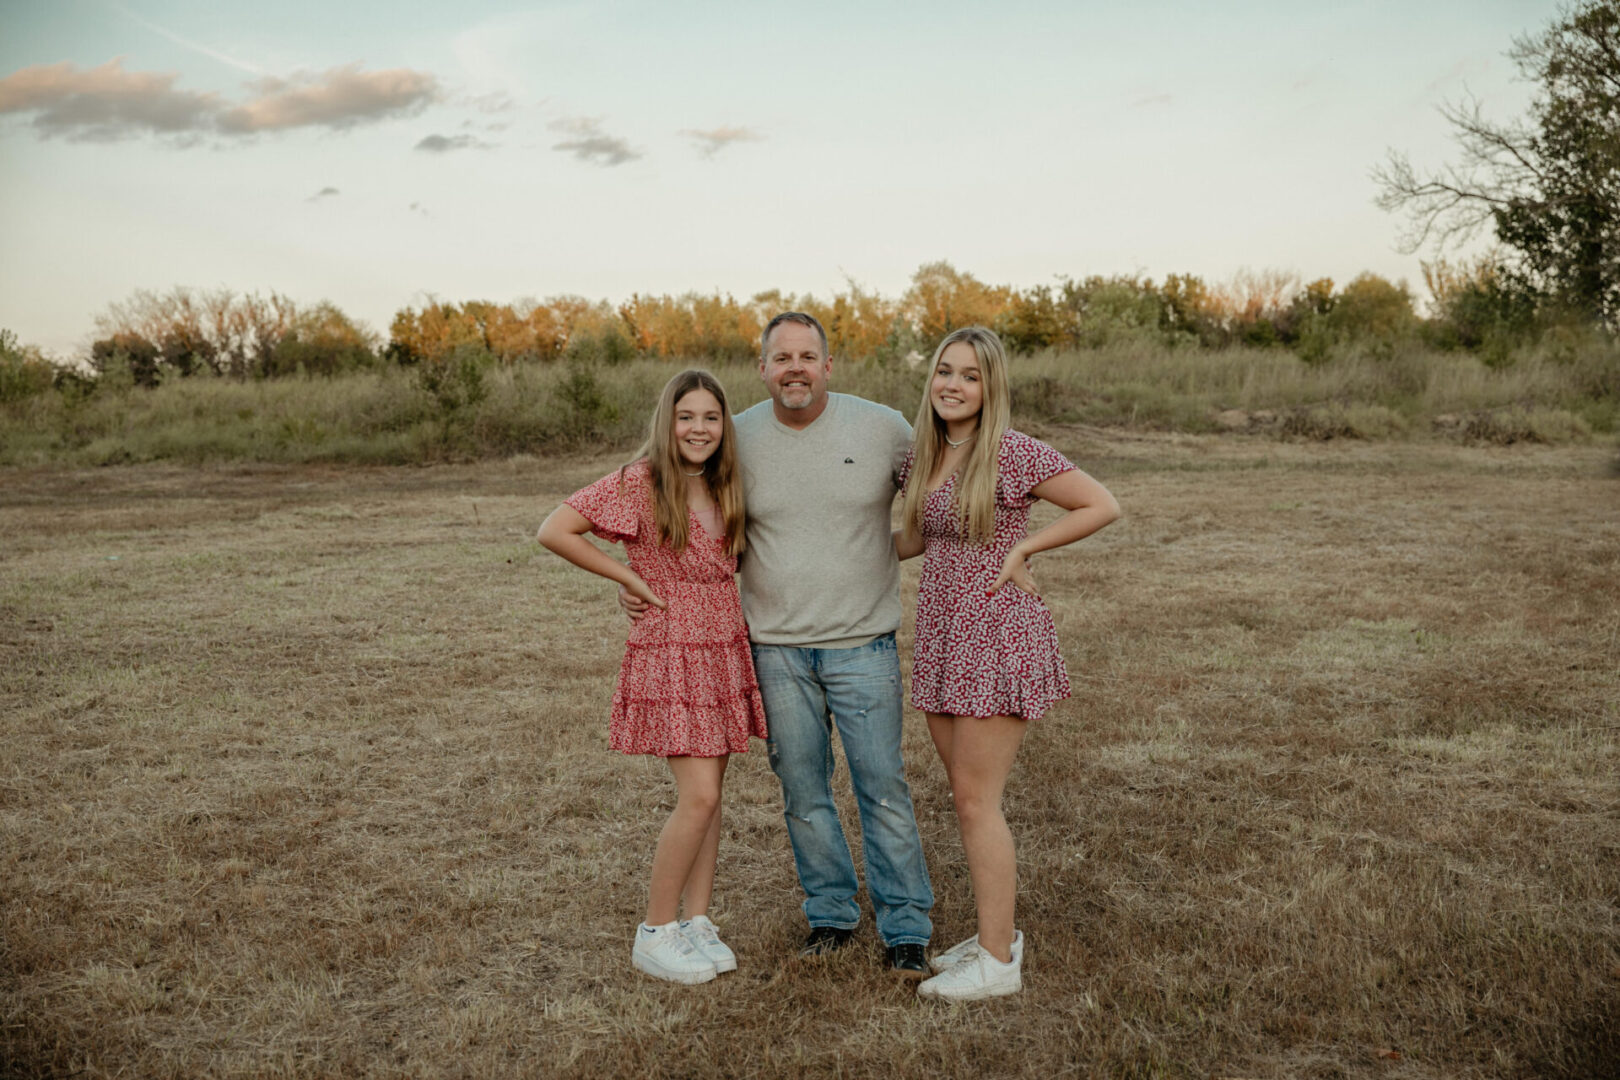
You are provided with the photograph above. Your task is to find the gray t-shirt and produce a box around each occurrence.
[734,392,913,649]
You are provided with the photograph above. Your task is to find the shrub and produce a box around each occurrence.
[555,359,621,440]
[1423,258,1541,356]
[91,332,162,388]
[0,329,57,403]
[414,344,490,448]
[1280,403,1408,440]
[1459,407,1591,445]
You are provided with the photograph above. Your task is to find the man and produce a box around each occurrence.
[626,312,933,976]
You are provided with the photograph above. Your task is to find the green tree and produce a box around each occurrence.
[1423,256,1540,356]
[1328,273,1417,341]
[1375,0,1620,326]
[267,302,379,376]
[1059,275,1165,348]
[996,285,1070,352]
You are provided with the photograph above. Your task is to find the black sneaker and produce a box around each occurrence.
[886,943,928,979]
[800,926,854,957]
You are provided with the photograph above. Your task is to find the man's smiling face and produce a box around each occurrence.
[760,322,832,418]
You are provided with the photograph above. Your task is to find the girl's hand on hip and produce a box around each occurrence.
[624,575,667,612]
[987,549,1038,598]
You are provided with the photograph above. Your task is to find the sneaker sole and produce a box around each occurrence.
[917,977,1022,1001]
[931,945,1022,974]
[711,956,738,974]
[632,952,718,984]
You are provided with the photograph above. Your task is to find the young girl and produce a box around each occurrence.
[538,368,767,985]
[895,327,1120,1001]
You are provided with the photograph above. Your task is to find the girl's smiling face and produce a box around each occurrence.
[930,342,983,427]
[673,388,723,467]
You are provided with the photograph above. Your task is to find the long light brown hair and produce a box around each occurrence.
[627,368,746,556]
[899,326,1012,544]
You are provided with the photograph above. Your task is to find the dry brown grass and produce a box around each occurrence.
[2,433,1617,1080]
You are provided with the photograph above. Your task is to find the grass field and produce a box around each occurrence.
[2,431,1617,1079]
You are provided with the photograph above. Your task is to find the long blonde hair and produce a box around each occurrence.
[899,327,1012,544]
[627,368,746,556]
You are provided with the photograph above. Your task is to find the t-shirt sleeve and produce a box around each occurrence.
[999,432,1076,507]
[562,468,642,543]
[889,409,915,490]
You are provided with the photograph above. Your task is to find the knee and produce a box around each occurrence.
[950,784,1001,829]
[679,783,722,820]
[768,741,831,793]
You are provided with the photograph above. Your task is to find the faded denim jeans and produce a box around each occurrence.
[751,633,933,946]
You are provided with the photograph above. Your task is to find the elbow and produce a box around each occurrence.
[536,512,564,552]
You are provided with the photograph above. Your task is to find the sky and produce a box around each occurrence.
[0,0,1563,357]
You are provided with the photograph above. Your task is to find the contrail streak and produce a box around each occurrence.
[104,0,269,77]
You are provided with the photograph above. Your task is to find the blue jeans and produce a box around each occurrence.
[751,633,933,947]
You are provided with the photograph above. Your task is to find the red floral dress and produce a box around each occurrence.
[564,460,768,756]
[902,430,1076,721]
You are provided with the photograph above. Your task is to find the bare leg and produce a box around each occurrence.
[682,763,728,917]
[927,712,957,781]
[645,755,728,926]
[937,714,1026,962]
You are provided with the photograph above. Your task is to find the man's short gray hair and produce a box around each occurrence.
[761,311,828,360]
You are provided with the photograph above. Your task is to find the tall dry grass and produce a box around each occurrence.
[3,338,1615,467]
[2,434,1616,1078]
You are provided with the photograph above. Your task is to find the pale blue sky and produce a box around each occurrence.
[0,0,1559,355]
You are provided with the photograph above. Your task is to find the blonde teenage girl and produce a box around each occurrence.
[538,368,767,984]
[895,327,1120,1001]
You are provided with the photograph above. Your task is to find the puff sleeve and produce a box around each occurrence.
[997,431,1075,508]
[897,447,916,493]
[563,466,644,543]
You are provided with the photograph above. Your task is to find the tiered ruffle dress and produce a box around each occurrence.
[564,460,768,756]
[903,430,1077,721]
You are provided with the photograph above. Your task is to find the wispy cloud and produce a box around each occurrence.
[307,185,340,201]
[680,125,763,159]
[548,115,639,166]
[415,133,491,153]
[0,58,440,142]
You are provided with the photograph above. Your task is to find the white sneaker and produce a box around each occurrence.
[930,930,1023,973]
[632,921,718,984]
[917,940,1023,1001]
[679,915,737,973]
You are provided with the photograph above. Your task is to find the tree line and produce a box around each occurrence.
[0,253,1589,401]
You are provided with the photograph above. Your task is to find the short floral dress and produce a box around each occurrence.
[902,430,1077,721]
[564,460,768,757]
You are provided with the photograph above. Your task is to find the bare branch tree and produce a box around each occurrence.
[1374,0,1620,324]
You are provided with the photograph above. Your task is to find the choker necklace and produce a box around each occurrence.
[944,432,976,448]
[683,468,706,476]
